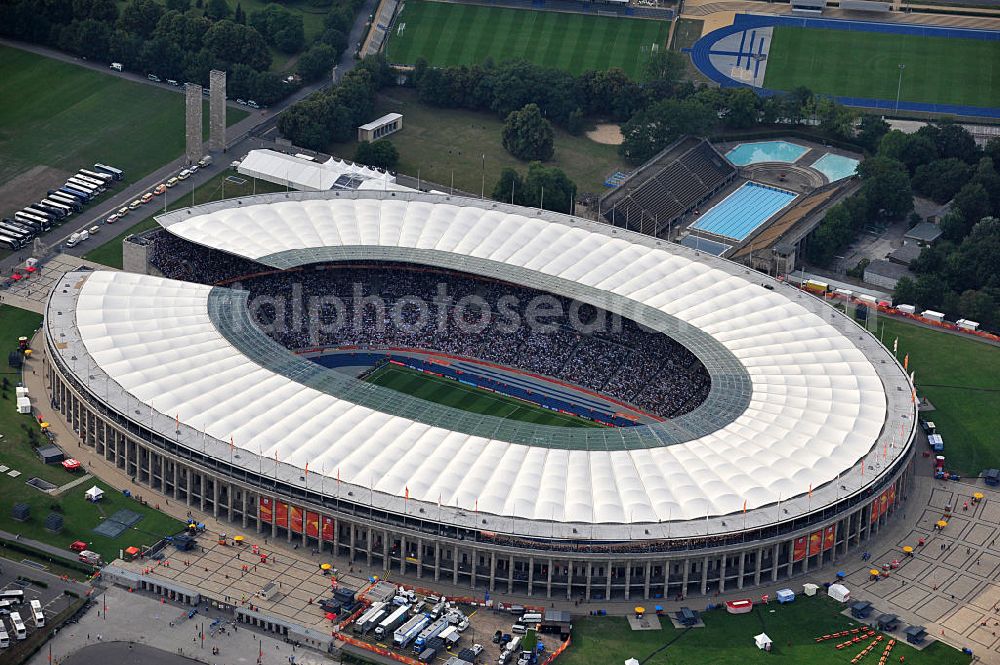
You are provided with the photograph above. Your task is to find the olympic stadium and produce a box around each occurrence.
[43,191,916,600]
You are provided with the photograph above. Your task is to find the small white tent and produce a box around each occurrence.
[828,583,851,602]
[625,659,641,665]
[85,485,104,502]
[754,633,772,651]
[803,583,819,597]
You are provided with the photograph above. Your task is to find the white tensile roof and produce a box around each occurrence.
[236,149,393,191]
[66,193,910,527]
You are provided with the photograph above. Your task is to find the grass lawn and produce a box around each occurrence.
[0,45,248,191]
[670,17,704,50]
[875,317,1000,475]
[562,596,968,665]
[83,170,286,268]
[385,0,671,79]
[330,88,625,194]
[0,306,184,563]
[763,27,1000,109]
[365,364,603,428]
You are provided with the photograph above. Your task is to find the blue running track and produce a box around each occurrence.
[689,14,1000,119]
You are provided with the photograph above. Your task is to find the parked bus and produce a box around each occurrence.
[23,205,54,220]
[8,612,26,640]
[353,602,387,634]
[35,202,66,219]
[79,169,113,184]
[93,163,124,181]
[55,187,90,203]
[374,604,411,639]
[73,174,106,190]
[60,185,93,201]
[14,211,51,231]
[41,198,73,216]
[29,600,43,628]
[0,622,9,648]
[66,178,100,194]
[0,591,24,605]
[0,233,23,251]
[0,224,31,242]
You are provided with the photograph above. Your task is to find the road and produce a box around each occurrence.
[0,0,378,276]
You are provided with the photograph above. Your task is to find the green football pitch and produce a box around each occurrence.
[763,27,1000,110]
[364,363,604,428]
[385,0,671,79]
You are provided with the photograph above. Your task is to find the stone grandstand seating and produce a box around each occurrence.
[601,138,737,237]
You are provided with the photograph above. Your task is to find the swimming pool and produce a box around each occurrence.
[725,141,809,166]
[690,182,797,241]
[812,153,860,182]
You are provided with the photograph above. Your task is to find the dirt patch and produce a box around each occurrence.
[587,124,623,145]
[0,165,72,213]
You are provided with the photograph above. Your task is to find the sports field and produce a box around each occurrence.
[364,363,603,428]
[0,46,247,210]
[385,0,671,78]
[763,27,1000,109]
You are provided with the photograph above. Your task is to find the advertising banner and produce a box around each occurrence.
[259,497,273,523]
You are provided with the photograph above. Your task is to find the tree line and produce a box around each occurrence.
[0,0,361,105]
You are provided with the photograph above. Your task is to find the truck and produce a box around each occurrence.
[353,602,387,634]
[65,229,89,248]
[928,433,944,452]
[414,618,451,651]
[394,613,431,648]
[77,550,101,565]
[374,604,410,639]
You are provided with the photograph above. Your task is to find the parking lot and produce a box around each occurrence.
[0,558,89,647]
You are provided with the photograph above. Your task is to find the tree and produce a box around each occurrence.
[857,156,912,220]
[118,0,164,38]
[502,104,554,162]
[952,183,991,230]
[354,140,399,170]
[297,43,337,82]
[913,273,949,311]
[165,0,190,11]
[986,137,1000,167]
[76,18,112,61]
[73,0,119,21]
[521,162,575,214]
[205,0,230,20]
[203,20,271,71]
[893,276,918,306]
[721,88,760,130]
[642,49,685,85]
[492,168,525,205]
[619,97,712,163]
[234,2,244,24]
[250,4,304,54]
[856,115,890,153]
[930,123,980,164]
[958,289,996,327]
[911,158,973,204]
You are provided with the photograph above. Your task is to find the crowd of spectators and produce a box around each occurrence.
[148,233,711,418]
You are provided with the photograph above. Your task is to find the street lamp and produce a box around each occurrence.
[895,64,906,113]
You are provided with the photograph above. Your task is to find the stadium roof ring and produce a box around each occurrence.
[45,191,916,544]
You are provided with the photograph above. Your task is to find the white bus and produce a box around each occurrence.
[73,173,106,189]
[42,198,73,215]
[0,224,31,242]
[29,600,44,628]
[0,623,9,648]
[79,169,113,184]
[0,233,22,251]
[66,178,100,194]
[93,163,125,180]
[8,612,26,640]
[0,591,24,605]
[14,211,51,231]
[49,192,84,210]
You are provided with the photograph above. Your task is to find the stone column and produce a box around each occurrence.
[208,69,226,152]
[184,83,203,164]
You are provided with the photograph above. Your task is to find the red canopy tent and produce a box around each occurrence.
[62,458,82,471]
[24,266,37,274]
[11,273,23,281]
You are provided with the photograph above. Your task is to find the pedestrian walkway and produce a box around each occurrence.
[55,472,94,495]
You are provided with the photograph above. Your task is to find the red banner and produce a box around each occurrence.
[275,501,288,528]
[306,511,319,538]
[879,490,889,516]
[824,525,835,551]
[888,484,896,507]
[259,497,273,524]
[289,505,303,534]
[870,498,881,523]
[322,516,334,542]
[808,530,823,557]
[792,536,807,562]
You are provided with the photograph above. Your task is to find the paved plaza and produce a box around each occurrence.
[2,252,117,314]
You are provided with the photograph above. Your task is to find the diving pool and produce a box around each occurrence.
[813,153,860,182]
[690,182,797,241]
[726,141,809,166]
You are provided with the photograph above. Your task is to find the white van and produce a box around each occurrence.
[29,600,44,628]
[0,623,9,648]
[520,613,542,624]
[110,62,123,71]
[64,229,89,248]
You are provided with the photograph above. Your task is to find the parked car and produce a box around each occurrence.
[105,214,119,224]
[88,225,101,235]
[117,206,130,216]
[247,100,260,109]
[154,184,167,195]
[147,74,161,82]
[236,98,247,105]
[140,192,154,204]
[128,200,142,210]
[165,177,179,188]
[177,169,192,180]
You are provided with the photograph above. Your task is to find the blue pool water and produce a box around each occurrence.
[726,141,809,166]
[690,182,797,241]
[812,153,860,182]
